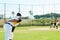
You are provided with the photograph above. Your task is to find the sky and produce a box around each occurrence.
[0,0,60,18]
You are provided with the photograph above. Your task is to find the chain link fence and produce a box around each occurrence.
[0,3,60,26]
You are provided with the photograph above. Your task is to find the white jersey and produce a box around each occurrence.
[8,16,20,26]
[56,22,59,26]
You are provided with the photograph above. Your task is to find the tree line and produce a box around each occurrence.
[34,13,60,19]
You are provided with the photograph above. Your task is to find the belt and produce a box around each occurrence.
[6,23,14,27]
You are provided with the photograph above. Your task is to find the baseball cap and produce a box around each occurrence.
[17,13,21,16]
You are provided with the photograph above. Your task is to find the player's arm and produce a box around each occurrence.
[8,19,18,22]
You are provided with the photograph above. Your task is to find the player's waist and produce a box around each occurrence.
[6,22,14,27]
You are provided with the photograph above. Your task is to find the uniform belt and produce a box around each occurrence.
[6,23,14,27]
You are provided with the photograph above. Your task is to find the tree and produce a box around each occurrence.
[0,14,3,19]
[12,11,15,18]
[29,10,34,19]
[29,10,33,15]
[29,10,34,25]
[34,15,40,19]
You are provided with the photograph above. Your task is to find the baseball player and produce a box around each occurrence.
[50,20,54,28]
[53,18,59,29]
[50,18,59,29]
[3,13,22,40]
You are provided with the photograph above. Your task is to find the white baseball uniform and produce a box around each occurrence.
[3,16,20,40]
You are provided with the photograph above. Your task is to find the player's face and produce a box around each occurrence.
[17,16,21,19]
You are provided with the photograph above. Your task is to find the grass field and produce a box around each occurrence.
[0,26,60,40]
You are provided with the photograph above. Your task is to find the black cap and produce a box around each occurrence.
[17,13,21,16]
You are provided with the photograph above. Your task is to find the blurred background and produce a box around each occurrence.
[0,0,60,26]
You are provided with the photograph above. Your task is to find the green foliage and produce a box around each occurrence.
[22,17,29,19]
[0,18,60,27]
[32,18,51,26]
[18,18,51,26]
[34,13,60,19]
[34,15,40,19]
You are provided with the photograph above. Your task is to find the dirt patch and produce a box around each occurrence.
[0,28,60,32]
[28,28,60,31]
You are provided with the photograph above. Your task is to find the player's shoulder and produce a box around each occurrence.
[12,16,19,20]
[9,16,18,20]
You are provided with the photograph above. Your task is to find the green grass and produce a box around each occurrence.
[15,26,50,30]
[0,26,60,40]
[14,30,60,40]
[0,32,4,40]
